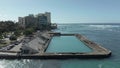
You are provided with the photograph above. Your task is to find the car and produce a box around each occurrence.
[14,41,20,45]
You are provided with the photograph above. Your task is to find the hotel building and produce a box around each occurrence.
[18,12,51,28]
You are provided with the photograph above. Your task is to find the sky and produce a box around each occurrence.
[0,0,120,23]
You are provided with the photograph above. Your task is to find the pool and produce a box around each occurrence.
[46,36,92,53]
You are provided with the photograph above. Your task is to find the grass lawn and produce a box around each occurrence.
[0,44,8,48]
[0,40,11,48]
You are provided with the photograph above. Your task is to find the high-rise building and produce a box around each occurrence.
[18,12,51,28]
[18,17,25,28]
[45,12,51,24]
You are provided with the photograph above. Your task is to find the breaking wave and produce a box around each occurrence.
[88,25,120,29]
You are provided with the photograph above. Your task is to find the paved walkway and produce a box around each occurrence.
[0,52,17,55]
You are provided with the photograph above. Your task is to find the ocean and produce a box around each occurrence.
[0,23,120,68]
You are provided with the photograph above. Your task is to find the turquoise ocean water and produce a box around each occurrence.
[0,23,120,68]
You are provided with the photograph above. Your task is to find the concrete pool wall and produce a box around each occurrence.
[39,32,111,59]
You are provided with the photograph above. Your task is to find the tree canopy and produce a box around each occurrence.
[0,21,17,33]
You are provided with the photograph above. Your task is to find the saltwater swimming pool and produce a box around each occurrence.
[46,36,92,53]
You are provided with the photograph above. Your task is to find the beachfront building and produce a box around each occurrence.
[36,12,51,25]
[18,12,51,29]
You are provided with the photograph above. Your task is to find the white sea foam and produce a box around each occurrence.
[0,60,5,68]
[85,25,120,32]
[88,25,119,29]
[98,64,103,68]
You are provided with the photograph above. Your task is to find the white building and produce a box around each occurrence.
[18,12,51,28]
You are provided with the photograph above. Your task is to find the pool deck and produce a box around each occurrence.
[0,32,111,59]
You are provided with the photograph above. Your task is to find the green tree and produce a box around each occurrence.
[14,30,21,37]
[0,21,16,32]
[0,35,3,43]
[23,28,34,36]
[9,35,17,41]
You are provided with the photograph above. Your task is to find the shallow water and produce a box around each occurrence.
[0,23,120,68]
[46,36,92,53]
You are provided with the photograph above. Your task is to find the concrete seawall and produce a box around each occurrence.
[0,53,111,59]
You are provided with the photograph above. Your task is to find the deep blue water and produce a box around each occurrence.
[46,36,92,53]
[0,23,120,68]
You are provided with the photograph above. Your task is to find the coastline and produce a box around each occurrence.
[0,32,111,59]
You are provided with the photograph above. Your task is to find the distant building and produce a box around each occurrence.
[18,17,25,28]
[18,12,51,28]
